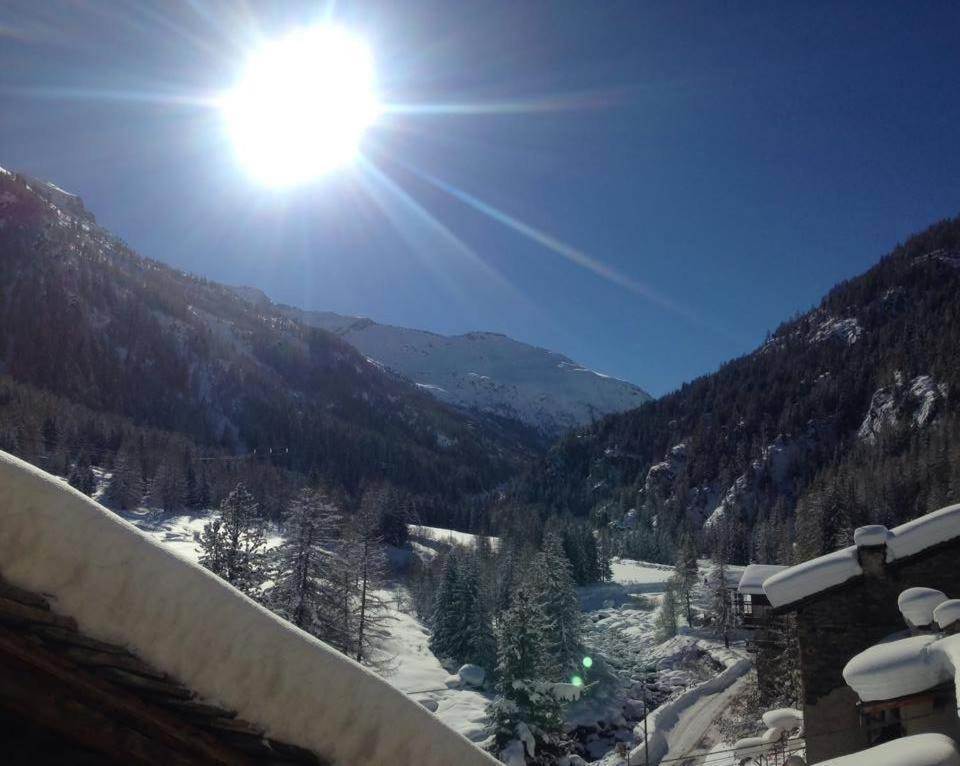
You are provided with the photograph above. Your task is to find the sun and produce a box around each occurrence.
[222,25,379,187]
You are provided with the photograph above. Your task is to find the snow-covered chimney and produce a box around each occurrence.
[853,524,889,575]
[898,587,948,633]
[934,599,960,635]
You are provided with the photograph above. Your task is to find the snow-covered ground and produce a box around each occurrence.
[376,598,493,743]
[121,511,495,742]
[557,558,750,764]
[408,523,500,551]
[118,507,753,765]
[119,509,284,564]
[119,511,209,564]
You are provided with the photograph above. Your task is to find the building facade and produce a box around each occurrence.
[760,506,960,763]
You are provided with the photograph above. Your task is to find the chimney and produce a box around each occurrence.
[853,525,889,576]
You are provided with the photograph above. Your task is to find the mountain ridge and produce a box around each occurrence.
[510,214,960,564]
[0,166,537,517]
[230,285,652,438]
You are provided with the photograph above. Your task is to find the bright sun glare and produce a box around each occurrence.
[222,25,379,187]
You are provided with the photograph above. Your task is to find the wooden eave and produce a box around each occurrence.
[0,575,324,766]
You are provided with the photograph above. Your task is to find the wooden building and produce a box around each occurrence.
[761,506,960,763]
[736,564,786,629]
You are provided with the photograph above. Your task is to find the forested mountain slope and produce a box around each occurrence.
[0,167,534,518]
[513,215,960,564]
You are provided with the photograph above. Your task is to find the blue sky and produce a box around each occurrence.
[2,1,960,396]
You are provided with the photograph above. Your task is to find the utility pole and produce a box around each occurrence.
[643,696,649,765]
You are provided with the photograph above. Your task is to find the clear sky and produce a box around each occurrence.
[2,1,960,396]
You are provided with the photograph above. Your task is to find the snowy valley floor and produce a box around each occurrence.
[123,511,757,765]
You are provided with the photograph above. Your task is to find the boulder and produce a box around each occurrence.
[458,663,486,687]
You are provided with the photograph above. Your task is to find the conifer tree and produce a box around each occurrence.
[429,552,463,662]
[457,554,497,671]
[197,482,267,598]
[656,577,680,641]
[267,487,341,641]
[106,448,140,510]
[488,585,562,759]
[429,549,498,672]
[68,453,96,496]
[528,533,582,680]
[597,527,614,583]
[343,487,391,665]
[495,544,519,619]
[674,532,699,625]
[709,523,734,648]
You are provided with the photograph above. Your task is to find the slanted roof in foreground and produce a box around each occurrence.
[763,502,960,610]
[0,451,497,766]
[0,572,320,764]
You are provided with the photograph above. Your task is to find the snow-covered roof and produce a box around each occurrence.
[815,734,960,766]
[0,451,496,766]
[764,503,960,609]
[886,502,960,562]
[936,600,960,631]
[898,587,948,627]
[732,707,803,762]
[763,546,861,608]
[738,564,787,595]
[761,708,803,732]
[843,634,943,701]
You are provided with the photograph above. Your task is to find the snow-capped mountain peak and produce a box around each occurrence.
[232,288,651,436]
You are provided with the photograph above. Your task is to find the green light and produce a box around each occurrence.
[571,675,584,687]
[582,656,593,669]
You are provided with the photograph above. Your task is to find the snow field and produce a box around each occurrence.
[96,490,753,766]
[373,597,493,742]
[408,523,500,551]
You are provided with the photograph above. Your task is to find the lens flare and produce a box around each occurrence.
[582,656,593,669]
[221,24,379,186]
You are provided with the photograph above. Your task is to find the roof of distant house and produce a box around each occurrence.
[737,564,787,596]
